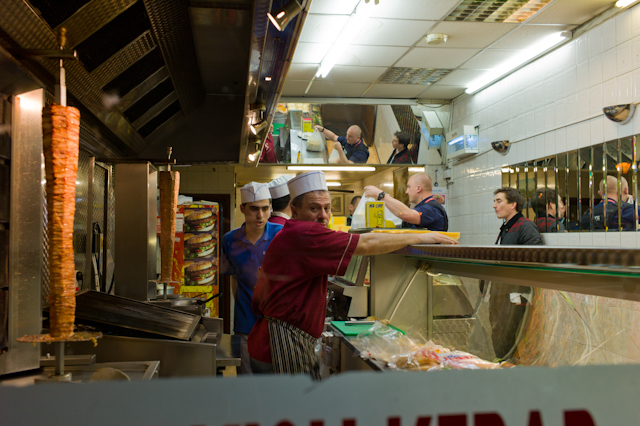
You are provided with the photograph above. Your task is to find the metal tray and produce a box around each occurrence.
[73,290,201,341]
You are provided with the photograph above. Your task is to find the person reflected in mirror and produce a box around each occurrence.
[364,173,448,231]
[314,124,369,164]
[387,131,413,164]
[580,176,635,231]
[346,195,361,226]
[494,187,543,245]
[259,127,278,163]
[533,188,566,232]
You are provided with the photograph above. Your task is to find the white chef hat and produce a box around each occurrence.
[267,175,294,199]
[288,171,328,200]
[240,182,271,204]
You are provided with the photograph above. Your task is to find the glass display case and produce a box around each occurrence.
[332,244,640,372]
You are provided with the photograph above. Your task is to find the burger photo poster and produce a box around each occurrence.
[179,203,220,316]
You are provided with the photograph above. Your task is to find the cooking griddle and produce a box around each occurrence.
[73,290,200,341]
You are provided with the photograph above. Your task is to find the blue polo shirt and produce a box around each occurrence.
[221,221,283,334]
[402,196,448,231]
[337,136,369,163]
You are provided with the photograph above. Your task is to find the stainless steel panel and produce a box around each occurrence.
[132,91,178,129]
[117,66,169,111]
[433,318,476,352]
[55,0,139,49]
[143,0,204,114]
[0,0,148,153]
[90,30,156,89]
[0,89,43,375]
[64,335,219,377]
[114,163,157,301]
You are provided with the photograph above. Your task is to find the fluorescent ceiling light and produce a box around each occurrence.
[327,182,342,187]
[465,31,571,95]
[616,0,637,7]
[315,1,374,79]
[408,167,425,172]
[287,166,376,172]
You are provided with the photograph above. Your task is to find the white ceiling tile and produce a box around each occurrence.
[416,22,518,49]
[418,85,467,100]
[362,84,431,99]
[308,0,359,15]
[337,45,408,67]
[490,24,575,50]
[351,19,437,47]
[368,0,461,20]
[396,47,480,68]
[305,81,370,97]
[460,49,520,69]
[286,64,319,81]
[528,0,616,25]
[320,65,387,83]
[291,42,331,64]
[438,69,491,86]
[282,80,312,97]
[298,14,349,44]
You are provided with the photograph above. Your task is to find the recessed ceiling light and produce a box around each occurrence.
[327,182,341,186]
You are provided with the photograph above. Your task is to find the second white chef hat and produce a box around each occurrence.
[240,182,271,204]
[288,171,328,200]
[267,175,294,199]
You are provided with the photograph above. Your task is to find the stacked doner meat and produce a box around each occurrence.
[43,104,80,338]
[158,171,180,282]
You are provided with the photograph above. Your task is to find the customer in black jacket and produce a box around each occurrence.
[490,187,542,359]
[494,187,543,245]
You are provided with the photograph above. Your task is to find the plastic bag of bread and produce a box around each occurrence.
[350,321,418,363]
[388,341,450,370]
[306,129,324,152]
[435,351,502,370]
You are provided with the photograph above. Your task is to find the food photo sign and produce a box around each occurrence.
[159,203,220,316]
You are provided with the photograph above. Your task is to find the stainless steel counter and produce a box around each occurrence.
[289,129,329,164]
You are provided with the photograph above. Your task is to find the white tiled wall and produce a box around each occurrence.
[448,4,640,246]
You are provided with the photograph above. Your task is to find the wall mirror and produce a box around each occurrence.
[501,135,639,233]
[258,102,449,166]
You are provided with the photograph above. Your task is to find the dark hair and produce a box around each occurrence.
[271,194,290,212]
[291,190,329,209]
[394,131,410,148]
[494,187,525,213]
[533,188,558,216]
[350,195,361,206]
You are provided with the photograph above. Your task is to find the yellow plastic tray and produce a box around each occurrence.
[370,229,461,241]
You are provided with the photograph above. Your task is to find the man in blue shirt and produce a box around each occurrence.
[221,182,283,374]
[364,173,448,231]
[314,124,369,164]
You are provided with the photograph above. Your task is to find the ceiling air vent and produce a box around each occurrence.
[377,68,452,85]
[445,0,553,23]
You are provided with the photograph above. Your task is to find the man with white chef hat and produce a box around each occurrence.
[267,174,294,225]
[221,182,283,374]
[248,171,458,379]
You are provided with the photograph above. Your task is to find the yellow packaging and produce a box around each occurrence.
[301,117,313,133]
[366,202,385,228]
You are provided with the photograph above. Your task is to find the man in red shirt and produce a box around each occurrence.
[248,171,458,378]
[267,175,293,225]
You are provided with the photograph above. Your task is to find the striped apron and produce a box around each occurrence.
[265,315,321,380]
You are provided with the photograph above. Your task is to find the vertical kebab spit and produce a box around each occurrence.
[42,104,80,338]
[159,171,180,282]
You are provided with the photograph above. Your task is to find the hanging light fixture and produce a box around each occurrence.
[268,0,302,31]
